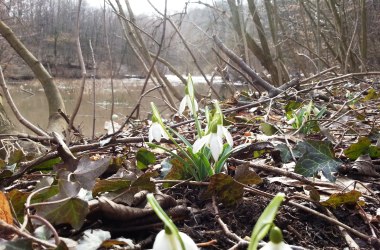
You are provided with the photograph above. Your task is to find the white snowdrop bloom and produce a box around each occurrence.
[149,122,169,142]
[193,125,233,161]
[260,241,292,250]
[179,94,198,115]
[217,125,233,147]
[153,230,198,250]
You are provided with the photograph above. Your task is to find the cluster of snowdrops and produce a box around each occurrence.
[147,76,291,250]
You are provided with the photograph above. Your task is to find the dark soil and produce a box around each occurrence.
[163,184,355,250]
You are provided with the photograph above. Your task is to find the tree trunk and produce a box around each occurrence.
[0,20,67,133]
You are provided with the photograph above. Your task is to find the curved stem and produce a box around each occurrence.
[147,193,186,250]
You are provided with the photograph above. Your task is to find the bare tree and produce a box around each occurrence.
[0,20,67,133]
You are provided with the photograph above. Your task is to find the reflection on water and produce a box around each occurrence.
[4,77,244,137]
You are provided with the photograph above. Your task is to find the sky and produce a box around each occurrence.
[87,0,195,15]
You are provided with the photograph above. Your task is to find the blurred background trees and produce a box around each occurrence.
[0,0,379,83]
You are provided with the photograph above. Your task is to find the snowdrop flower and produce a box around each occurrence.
[153,229,198,250]
[178,74,198,115]
[179,94,198,115]
[261,241,292,250]
[193,124,233,161]
[260,226,292,250]
[149,121,169,143]
[149,102,170,143]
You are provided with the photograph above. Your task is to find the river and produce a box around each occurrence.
[4,76,243,137]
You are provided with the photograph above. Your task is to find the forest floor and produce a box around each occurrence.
[1,71,380,250]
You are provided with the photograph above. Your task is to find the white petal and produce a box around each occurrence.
[159,126,169,140]
[217,125,224,138]
[186,96,196,114]
[151,123,163,142]
[149,126,154,142]
[193,135,209,153]
[186,95,192,107]
[193,98,199,112]
[222,126,233,146]
[260,241,292,250]
[178,96,188,115]
[153,230,198,250]
[209,133,223,161]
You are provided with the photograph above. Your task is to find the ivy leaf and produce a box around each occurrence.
[344,137,380,160]
[131,171,158,192]
[33,179,89,229]
[7,186,59,223]
[136,149,156,170]
[36,197,89,230]
[32,157,62,171]
[295,140,342,182]
[93,179,131,197]
[73,157,110,190]
[275,143,302,163]
[52,179,82,200]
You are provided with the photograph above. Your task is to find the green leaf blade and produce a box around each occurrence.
[295,140,342,182]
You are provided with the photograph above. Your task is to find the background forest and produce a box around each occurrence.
[1,0,379,85]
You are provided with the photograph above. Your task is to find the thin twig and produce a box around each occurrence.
[149,1,221,99]
[299,66,338,84]
[212,195,246,243]
[104,0,116,133]
[29,214,61,246]
[0,220,57,248]
[230,158,338,188]
[89,39,97,139]
[69,0,87,141]
[136,0,169,118]
[0,66,49,137]
[324,209,360,249]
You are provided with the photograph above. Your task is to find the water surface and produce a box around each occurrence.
[5,76,238,137]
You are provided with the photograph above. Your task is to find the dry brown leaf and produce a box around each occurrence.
[0,191,13,225]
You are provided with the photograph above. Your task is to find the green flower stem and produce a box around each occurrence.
[193,110,203,138]
[248,193,285,250]
[151,102,200,177]
[187,74,202,137]
[147,193,186,250]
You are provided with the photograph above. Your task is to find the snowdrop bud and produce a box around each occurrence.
[260,226,292,250]
[153,229,198,250]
